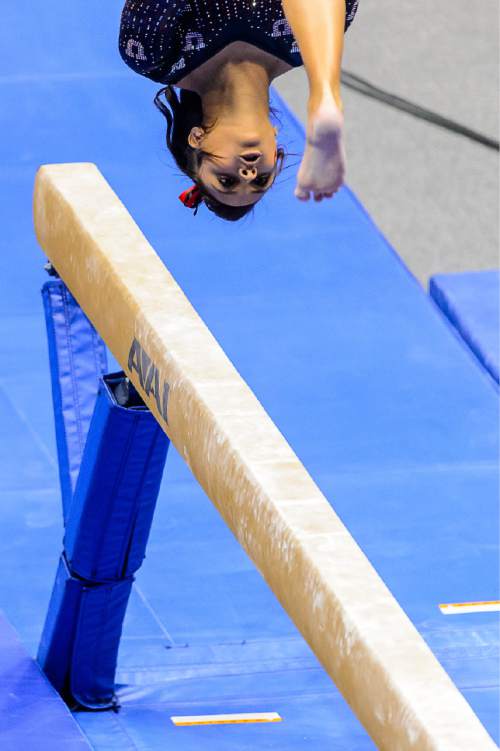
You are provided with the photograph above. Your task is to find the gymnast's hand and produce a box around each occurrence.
[294,94,346,203]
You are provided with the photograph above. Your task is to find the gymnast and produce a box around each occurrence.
[119,1,359,220]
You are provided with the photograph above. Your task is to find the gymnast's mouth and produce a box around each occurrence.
[240,152,262,162]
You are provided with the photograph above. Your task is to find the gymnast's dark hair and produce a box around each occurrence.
[154,85,284,221]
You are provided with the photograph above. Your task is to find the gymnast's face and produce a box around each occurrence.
[188,121,280,207]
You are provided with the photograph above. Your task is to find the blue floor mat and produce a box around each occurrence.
[0,3,498,749]
[0,612,91,751]
[430,270,499,383]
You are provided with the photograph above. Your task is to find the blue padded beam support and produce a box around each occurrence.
[40,371,169,708]
[65,372,170,581]
[42,279,108,519]
[430,270,500,384]
[37,555,133,710]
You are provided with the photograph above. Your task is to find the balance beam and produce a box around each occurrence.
[33,163,496,751]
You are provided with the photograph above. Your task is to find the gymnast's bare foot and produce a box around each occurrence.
[295,94,345,202]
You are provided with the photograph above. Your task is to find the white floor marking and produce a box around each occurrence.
[171,712,282,726]
[439,600,500,615]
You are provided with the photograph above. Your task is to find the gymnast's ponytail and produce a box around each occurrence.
[154,86,255,221]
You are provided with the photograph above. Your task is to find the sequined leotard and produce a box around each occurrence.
[119,0,359,85]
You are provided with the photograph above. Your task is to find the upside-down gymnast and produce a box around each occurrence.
[119,0,359,220]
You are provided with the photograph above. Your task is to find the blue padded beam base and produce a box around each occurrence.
[42,279,108,519]
[40,371,169,709]
[430,270,500,384]
[65,373,170,581]
[37,555,133,710]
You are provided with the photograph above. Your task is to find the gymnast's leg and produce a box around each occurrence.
[282,0,347,202]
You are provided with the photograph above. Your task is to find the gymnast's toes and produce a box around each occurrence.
[294,186,311,201]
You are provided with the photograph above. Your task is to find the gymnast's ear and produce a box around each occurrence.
[188,127,205,148]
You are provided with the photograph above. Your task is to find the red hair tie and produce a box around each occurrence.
[179,184,203,211]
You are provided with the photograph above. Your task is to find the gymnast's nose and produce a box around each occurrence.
[238,165,258,181]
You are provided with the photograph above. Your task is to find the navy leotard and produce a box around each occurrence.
[119,0,359,85]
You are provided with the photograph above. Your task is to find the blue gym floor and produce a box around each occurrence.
[1,3,498,749]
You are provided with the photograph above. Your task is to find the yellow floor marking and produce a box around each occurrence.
[171,712,282,727]
[439,600,500,615]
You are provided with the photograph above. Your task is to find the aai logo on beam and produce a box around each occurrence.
[128,338,170,425]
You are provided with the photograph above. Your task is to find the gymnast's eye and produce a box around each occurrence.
[253,173,271,187]
[217,175,236,188]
